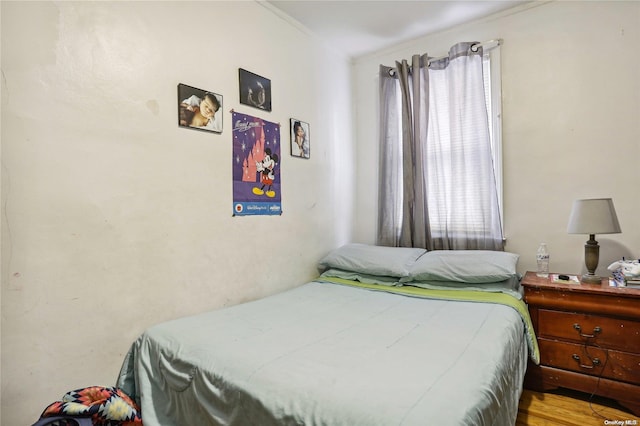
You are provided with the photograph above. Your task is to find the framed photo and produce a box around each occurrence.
[239,69,272,112]
[290,118,310,159]
[178,83,223,134]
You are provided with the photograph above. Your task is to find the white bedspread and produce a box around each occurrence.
[117,280,529,425]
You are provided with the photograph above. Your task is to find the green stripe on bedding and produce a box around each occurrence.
[317,276,540,364]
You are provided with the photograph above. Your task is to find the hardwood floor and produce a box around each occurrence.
[517,388,639,425]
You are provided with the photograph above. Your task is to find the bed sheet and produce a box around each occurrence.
[117,280,530,426]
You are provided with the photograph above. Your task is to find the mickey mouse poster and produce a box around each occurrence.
[232,111,281,216]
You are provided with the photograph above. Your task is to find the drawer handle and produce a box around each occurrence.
[572,354,601,369]
[573,323,601,339]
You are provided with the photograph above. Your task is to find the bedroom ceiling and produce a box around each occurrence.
[266,0,530,58]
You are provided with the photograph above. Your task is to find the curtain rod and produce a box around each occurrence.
[426,39,502,64]
[385,39,502,77]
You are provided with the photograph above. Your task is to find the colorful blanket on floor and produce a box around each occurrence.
[36,386,142,426]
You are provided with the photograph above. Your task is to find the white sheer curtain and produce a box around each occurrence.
[377,42,504,251]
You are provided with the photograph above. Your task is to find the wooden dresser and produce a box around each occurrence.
[521,271,640,415]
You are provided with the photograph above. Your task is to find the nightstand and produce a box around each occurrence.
[521,271,640,415]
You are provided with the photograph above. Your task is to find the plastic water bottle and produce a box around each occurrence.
[536,243,549,278]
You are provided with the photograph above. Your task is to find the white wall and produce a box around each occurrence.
[0,1,354,424]
[353,1,639,275]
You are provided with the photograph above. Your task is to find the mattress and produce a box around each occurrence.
[117,279,535,425]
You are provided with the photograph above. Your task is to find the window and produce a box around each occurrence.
[377,41,503,250]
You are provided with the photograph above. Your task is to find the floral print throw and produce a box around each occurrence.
[35,386,142,426]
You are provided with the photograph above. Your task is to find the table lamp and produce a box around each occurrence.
[567,198,621,283]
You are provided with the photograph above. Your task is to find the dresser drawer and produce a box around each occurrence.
[538,309,640,353]
[538,338,640,384]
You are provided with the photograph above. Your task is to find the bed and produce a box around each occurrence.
[117,244,539,426]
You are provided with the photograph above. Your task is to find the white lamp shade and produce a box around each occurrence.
[567,198,621,235]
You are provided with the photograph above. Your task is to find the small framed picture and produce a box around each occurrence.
[290,118,310,159]
[239,69,272,112]
[178,83,223,134]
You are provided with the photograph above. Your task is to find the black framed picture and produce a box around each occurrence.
[178,83,223,133]
[239,69,272,112]
[290,118,310,159]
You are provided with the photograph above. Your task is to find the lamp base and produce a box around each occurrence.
[581,273,602,284]
[582,235,601,284]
